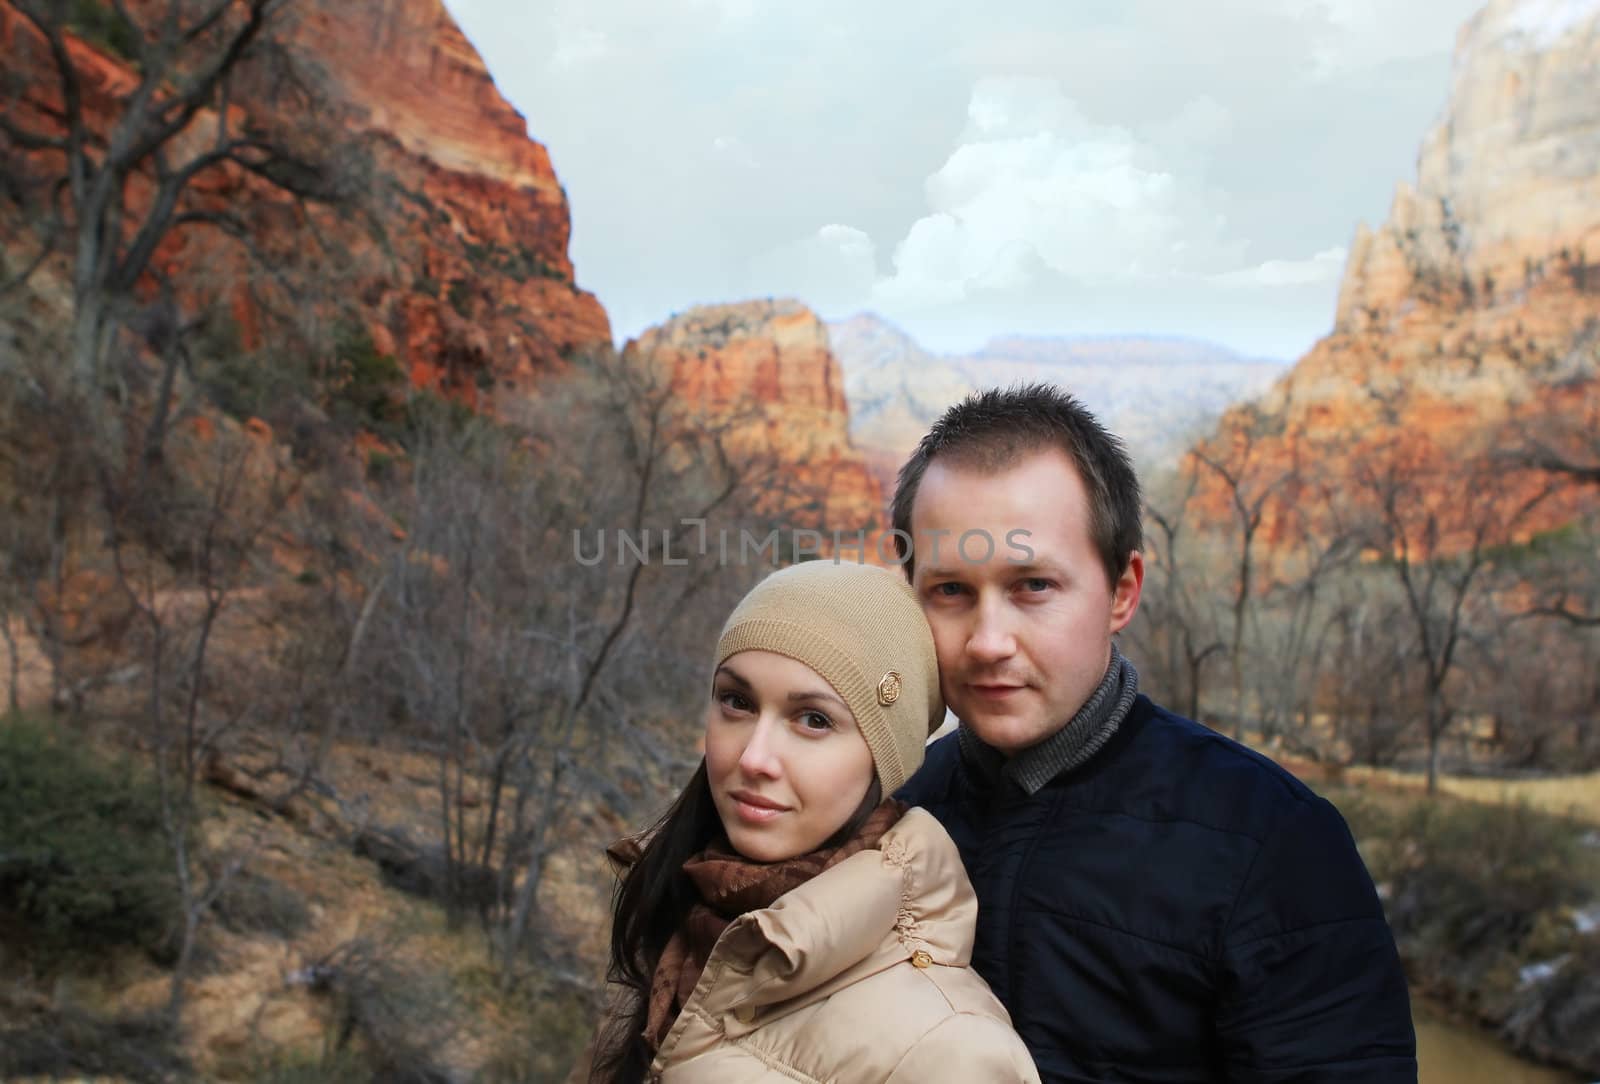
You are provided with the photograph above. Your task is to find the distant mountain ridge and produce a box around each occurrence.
[828,313,1288,488]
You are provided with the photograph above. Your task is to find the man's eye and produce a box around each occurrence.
[1020,578,1052,592]
[931,582,965,597]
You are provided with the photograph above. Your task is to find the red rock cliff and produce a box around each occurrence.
[1194,0,1600,549]
[0,0,611,410]
[625,300,889,557]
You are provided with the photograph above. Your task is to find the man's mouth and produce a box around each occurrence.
[968,680,1027,699]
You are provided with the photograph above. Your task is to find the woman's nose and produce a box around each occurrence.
[737,716,783,778]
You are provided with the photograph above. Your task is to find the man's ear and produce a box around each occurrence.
[1109,550,1144,634]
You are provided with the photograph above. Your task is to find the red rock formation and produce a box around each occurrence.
[625,300,890,560]
[0,0,611,410]
[1193,0,1600,553]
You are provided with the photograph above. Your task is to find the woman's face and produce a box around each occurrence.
[704,650,875,863]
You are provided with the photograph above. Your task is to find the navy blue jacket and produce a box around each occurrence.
[899,695,1417,1083]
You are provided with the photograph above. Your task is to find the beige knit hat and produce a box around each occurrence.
[713,561,944,794]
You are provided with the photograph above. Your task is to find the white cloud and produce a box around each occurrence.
[748,224,878,311]
[442,0,1485,360]
[1491,0,1600,48]
[866,78,1242,309]
[1286,0,1486,75]
[1209,245,1349,287]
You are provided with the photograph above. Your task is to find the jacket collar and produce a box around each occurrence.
[657,808,978,1052]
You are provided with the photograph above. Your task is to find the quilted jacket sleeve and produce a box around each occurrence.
[885,1012,1042,1084]
[1216,794,1417,1083]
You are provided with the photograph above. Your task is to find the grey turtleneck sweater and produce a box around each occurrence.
[958,643,1140,795]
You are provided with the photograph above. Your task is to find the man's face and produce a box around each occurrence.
[909,449,1143,754]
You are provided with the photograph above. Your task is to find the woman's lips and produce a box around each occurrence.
[730,790,788,823]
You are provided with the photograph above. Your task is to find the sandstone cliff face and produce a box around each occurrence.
[1200,0,1600,547]
[626,301,887,552]
[283,0,611,402]
[1336,0,1600,329]
[0,0,611,409]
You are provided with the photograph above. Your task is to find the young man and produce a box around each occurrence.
[894,385,1416,1084]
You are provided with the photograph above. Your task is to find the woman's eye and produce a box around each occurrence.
[717,691,752,713]
[798,711,834,733]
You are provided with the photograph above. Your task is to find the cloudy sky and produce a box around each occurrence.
[441,0,1486,361]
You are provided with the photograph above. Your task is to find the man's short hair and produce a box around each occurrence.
[891,384,1143,586]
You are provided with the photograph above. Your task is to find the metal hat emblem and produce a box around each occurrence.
[877,671,902,705]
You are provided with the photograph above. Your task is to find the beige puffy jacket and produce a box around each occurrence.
[643,808,1039,1083]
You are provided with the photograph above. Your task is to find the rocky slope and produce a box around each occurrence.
[279,0,615,401]
[1198,0,1600,540]
[0,0,612,409]
[627,301,888,553]
[829,313,1288,489]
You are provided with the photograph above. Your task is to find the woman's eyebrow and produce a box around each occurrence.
[787,688,848,711]
[714,665,751,688]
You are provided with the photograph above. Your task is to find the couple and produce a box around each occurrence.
[588,386,1417,1083]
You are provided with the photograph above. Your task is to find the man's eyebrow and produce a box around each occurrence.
[1005,561,1066,575]
[916,566,968,581]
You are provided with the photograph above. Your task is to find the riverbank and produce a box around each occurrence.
[1322,783,1600,1079]
[1416,999,1580,1083]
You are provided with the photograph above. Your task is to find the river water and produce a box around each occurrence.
[1416,1003,1582,1083]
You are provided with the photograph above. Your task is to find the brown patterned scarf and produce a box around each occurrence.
[643,799,905,1052]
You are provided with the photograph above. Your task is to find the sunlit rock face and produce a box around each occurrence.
[0,0,612,409]
[626,301,888,552]
[1187,0,1600,548]
[1337,0,1600,328]
[278,0,613,403]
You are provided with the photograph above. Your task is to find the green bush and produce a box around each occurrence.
[0,717,177,960]
[212,868,312,940]
[193,314,317,423]
[251,1047,370,1084]
[0,1006,186,1082]
[394,389,479,451]
[328,322,406,432]
[68,0,139,61]
[1371,797,1596,1007]
[481,979,595,1084]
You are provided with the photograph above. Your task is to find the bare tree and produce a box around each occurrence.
[0,0,343,415]
[1244,462,1361,751]
[1320,592,1418,769]
[1135,462,1225,722]
[1341,416,1553,792]
[352,346,810,983]
[104,415,294,1025]
[1189,401,1298,738]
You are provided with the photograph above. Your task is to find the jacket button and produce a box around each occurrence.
[911,950,933,969]
[734,1004,757,1023]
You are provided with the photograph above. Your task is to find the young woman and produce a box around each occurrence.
[589,560,1039,1083]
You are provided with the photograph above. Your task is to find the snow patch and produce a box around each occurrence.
[1491,0,1600,49]
[1518,954,1571,987]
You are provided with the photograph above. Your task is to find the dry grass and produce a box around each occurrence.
[1339,765,1600,825]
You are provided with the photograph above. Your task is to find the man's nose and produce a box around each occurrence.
[966,596,1017,664]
